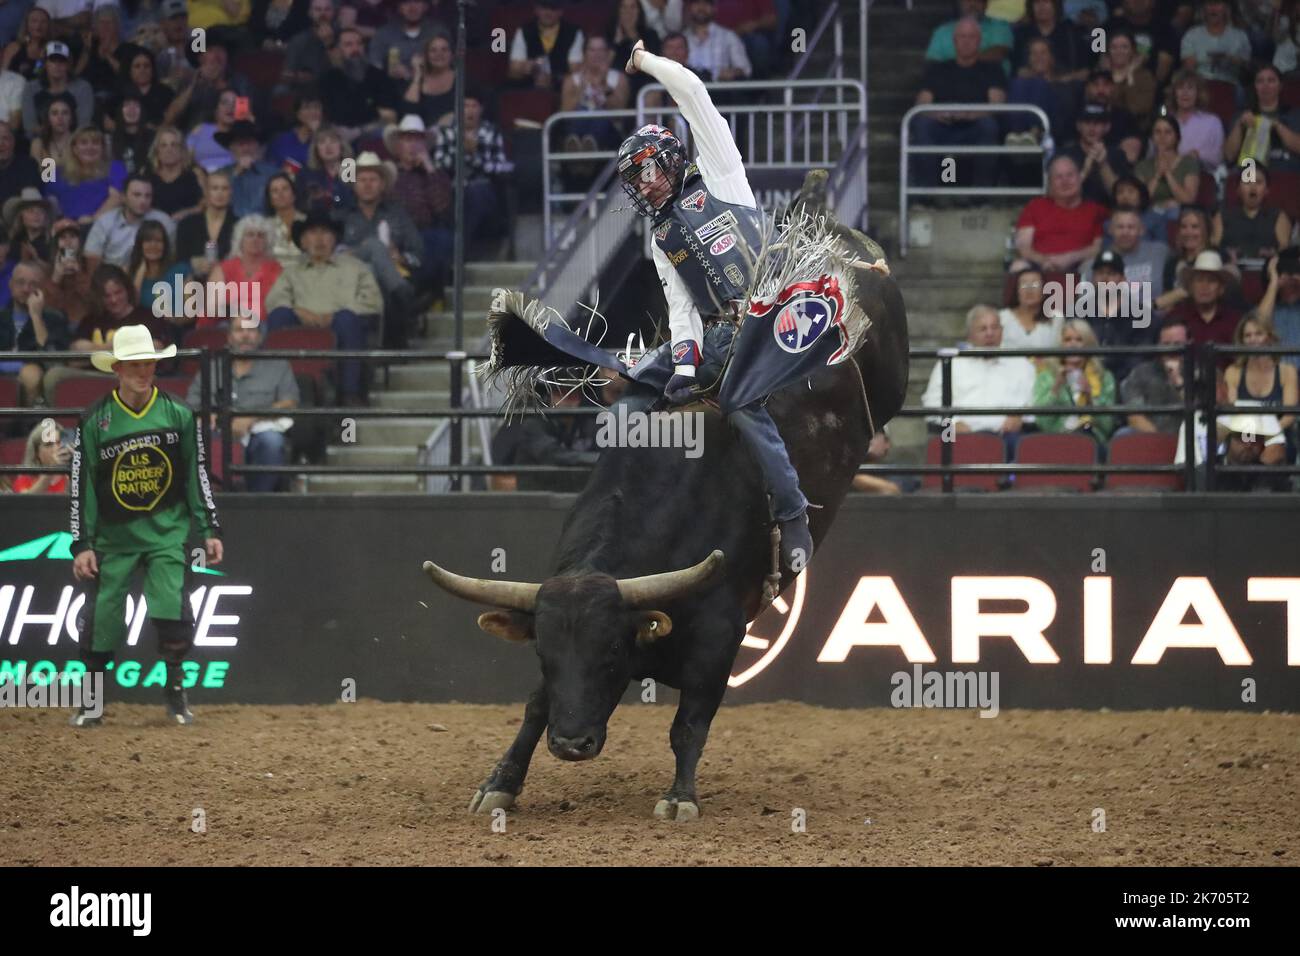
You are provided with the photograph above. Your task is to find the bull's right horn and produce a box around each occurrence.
[616,550,725,608]
[422,561,540,612]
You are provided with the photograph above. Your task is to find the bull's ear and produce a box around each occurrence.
[635,611,673,644]
[477,610,535,643]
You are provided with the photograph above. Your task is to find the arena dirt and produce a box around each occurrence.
[2,701,1296,866]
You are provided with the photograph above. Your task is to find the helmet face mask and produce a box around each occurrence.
[618,125,685,217]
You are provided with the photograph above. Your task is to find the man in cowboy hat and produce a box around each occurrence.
[385,114,452,294]
[1218,410,1290,492]
[216,119,279,218]
[1168,249,1243,357]
[1,187,58,260]
[68,325,223,727]
[265,210,383,405]
[341,150,423,347]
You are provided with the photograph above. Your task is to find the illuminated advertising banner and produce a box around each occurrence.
[1,495,1297,709]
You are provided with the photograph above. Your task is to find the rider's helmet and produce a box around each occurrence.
[617,125,687,217]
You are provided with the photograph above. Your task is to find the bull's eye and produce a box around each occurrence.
[648,620,658,631]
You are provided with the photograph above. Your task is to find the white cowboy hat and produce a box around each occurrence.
[354,150,397,190]
[90,325,177,372]
[1220,412,1283,438]
[1181,249,1235,289]
[382,114,428,155]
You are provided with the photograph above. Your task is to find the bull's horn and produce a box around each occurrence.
[422,561,540,612]
[616,550,725,608]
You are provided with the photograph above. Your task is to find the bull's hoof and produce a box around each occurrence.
[653,798,700,822]
[469,789,516,814]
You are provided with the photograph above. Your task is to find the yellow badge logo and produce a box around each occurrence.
[111,445,173,511]
[667,249,688,266]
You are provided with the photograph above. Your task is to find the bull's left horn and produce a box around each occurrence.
[422,561,540,612]
[616,550,725,608]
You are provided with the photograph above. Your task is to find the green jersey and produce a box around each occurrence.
[70,387,221,555]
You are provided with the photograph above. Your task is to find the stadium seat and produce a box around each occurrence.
[263,327,336,384]
[922,433,1004,491]
[208,433,246,489]
[179,327,230,377]
[565,3,610,39]
[0,436,26,465]
[0,377,18,408]
[1203,80,1238,130]
[1240,266,1265,306]
[155,376,192,400]
[51,376,115,417]
[466,49,507,88]
[1106,431,1182,490]
[232,50,285,90]
[1195,170,1218,211]
[498,89,557,130]
[1282,77,1300,110]
[490,1,536,39]
[1012,432,1097,492]
[1266,170,1300,223]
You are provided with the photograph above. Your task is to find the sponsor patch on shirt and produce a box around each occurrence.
[653,221,672,242]
[724,263,745,286]
[667,249,688,266]
[679,189,707,212]
[694,210,737,242]
[710,234,736,255]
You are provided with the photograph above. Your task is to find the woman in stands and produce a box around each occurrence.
[116,48,175,128]
[1,6,53,79]
[107,93,155,173]
[71,263,170,354]
[175,169,235,281]
[1102,29,1155,140]
[560,34,630,153]
[145,125,205,221]
[75,5,131,118]
[1223,63,1300,171]
[4,189,53,264]
[1165,70,1225,171]
[186,89,237,173]
[1133,116,1200,229]
[48,127,127,227]
[295,125,356,215]
[128,219,191,344]
[608,0,661,93]
[9,420,71,494]
[266,93,322,174]
[1224,312,1298,462]
[403,31,456,128]
[1031,318,1118,445]
[998,266,1064,361]
[29,94,76,169]
[42,218,93,330]
[1212,163,1293,261]
[263,173,304,266]
[206,215,282,333]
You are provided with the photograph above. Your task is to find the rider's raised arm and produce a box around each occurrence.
[636,51,755,209]
[652,242,705,358]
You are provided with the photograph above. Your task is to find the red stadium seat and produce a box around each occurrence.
[466,49,508,89]
[490,1,536,39]
[1195,170,1218,211]
[1203,80,1238,130]
[179,327,229,377]
[51,375,115,417]
[263,327,336,383]
[1106,431,1182,490]
[208,433,246,489]
[1282,78,1300,110]
[0,377,18,408]
[498,89,557,129]
[1239,267,1264,306]
[1013,432,1097,492]
[565,3,611,40]
[0,436,27,465]
[232,50,285,90]
[155,376,192,400]
[922,433,1004,491]
[1266,169,1300,223]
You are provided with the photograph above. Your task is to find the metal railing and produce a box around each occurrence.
[541,108,640,245]
[898,103,1053,257]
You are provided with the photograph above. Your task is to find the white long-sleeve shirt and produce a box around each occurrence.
[920,352,1037,432]
[639,51,754,370]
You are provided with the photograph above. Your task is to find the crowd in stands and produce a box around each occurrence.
[914,0,1300,490]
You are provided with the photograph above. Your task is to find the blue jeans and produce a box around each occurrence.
[267,306,372,397]
[910,115,1000,188]
[245,430,288,492]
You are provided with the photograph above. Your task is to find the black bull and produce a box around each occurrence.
[425,218,909,821]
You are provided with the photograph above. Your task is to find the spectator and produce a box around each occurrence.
[1103,29,1156,139]
[188,0,252,33]
[1090,205,1169,298]
[154,0,196,92]
[1,6,52,79]
[642,31,693,132]
[1277,3,1300,75]
[7,419,71,493]
[49,126,124,226]
[1064,0,1108,29]
[1225,312,1297,440]
[29,90,75,167]
[383,113,450,285]
[1213,163,1293,262]
[283,0,337,89]
[369,0,437,84]
[216,120,278,218]
[1058,103,1132,205]
[2,185,52,263]
[1104,0,1180,88]
[41,215,90,329]
[508,1,584,93]
[1086,249,1155,382]
[999,265,1064,352]
[1005,36,1071,143]
[0,260,69,403]
[1013,154,1108,271]
[206,214,282,332]
[266,92,322,175]
[70,262,170,353]
[0,1,37,53]
[1073,69,1143,163]
[185,320,299,492]
[264,210,382,406]
[37,1,92,42]
[21,39,91,133]
[609,0,662,94]
[560,34,630,152]
[340,150,420,348]
[1258,249,1300,366]
[1223,63,1300,171]
[128,218,189,342]
[921,304,1037,439]
[641,0,686,37]
[1180,0,1252,87]
[264,172,306,266]
[83,173,175,270]
[1120,318,1191,434]
[107,92,153,172]
[75,5,139,118]
[295,124,356,216]
[0,60,22,127]
[711,0,778,77]
[430,92,509,247]
[175,169,235,280]
[683,0,751,81]
[1133,115,1202,227]
[0,120,39,207]
[912,17,1008,188]
[1012,0,1091,82]
[163,40,251,134]
[319,26,399,143]
[186,88,238,173]
[1161,204,1237,299]
[494,384,599,493]
[1218,410,1289,489]
[1166,69,1227,170]
[114,48,174,129]
[927,0,1013,71]
[340,0,391,40]
[401,30,455,128]
[144,126,204,221]
[1167,249,1245,350]
[1109,173,1166,241]
[1032,318,1118,443]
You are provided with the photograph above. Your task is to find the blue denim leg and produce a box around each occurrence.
[331,309,368,396]
[245,430,288,492]
[727,402,808,521]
